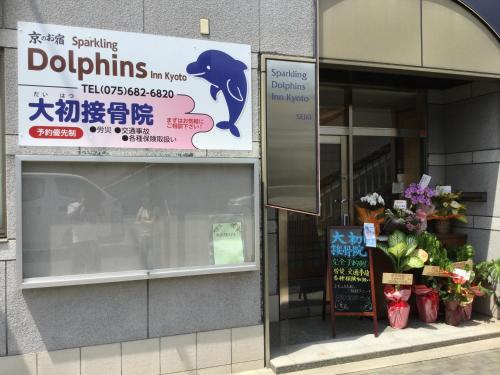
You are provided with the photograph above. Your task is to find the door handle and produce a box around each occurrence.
[343,214,349,226]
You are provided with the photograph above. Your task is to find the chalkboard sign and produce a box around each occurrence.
[327,226,378,337]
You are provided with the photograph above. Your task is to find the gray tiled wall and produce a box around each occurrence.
[427,81,500,317]
[1,0,315,356]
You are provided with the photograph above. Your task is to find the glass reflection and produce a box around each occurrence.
[22,162,255,278]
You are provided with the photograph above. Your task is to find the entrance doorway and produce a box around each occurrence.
[277,85,424,320]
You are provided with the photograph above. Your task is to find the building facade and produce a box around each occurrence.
[0,1,499,374]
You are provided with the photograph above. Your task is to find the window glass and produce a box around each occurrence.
[21,161,256,279]
[320,86,346,127]
[353,88,417,128]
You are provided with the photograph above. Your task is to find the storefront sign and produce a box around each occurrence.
[328,226,378,337]
[265,57,319,214]
[212,222,244,265]
[17,22,252,150]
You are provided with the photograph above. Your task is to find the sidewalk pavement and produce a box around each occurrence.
[237,336,500,375]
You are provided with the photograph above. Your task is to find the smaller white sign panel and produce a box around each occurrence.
[418,174,432,189]
[393,200,407,210]
[436,185,452,195]
[363,223,377,248]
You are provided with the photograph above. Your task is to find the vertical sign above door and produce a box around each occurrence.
[263,57,319,215]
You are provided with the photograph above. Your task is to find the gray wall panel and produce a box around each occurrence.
[260,0,315,56]
[144,0,260,51]
[6,262,148,354]
[148,272,262,337]
[445,162,500,218]
[4,0,144,31]
[0,262,6,356]
[443,92,500,153]
[4,48,17,137]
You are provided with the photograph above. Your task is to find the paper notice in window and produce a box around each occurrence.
[212,222,244,265]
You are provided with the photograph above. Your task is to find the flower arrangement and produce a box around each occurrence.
[376,230,428,328]
[382,207,431,235]
[358,192,385,209]
[355,192,385,235]
[404,183,436,206]
[429,191,467,223]
[377,230,428,275]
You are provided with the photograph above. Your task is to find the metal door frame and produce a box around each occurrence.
[278,133,348,320]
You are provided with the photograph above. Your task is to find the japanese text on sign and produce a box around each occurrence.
[18,22,252,150]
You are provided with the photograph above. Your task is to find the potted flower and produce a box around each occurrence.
[466,259,500,319]
[413,231,450,323]
[377,230,428,328]
[355,192,385,236]
[429,191,467,234]
[404,183,435,207]
[383,207,429,235]
[440,267,478,326]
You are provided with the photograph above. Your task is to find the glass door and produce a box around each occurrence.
[279,135,348,319]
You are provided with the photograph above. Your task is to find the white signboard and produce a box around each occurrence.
[17,22,252,150]
[418,174,432,189]
[393,200,407,210]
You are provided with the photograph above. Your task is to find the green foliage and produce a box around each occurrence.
[377,230,428,274]
[432,191,467,221]
[456,244,475,262]
[417,231,452,271]
[474,259,500,306]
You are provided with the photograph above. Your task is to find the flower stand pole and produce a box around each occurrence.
[413,285,440,323]
[434,219,451,234]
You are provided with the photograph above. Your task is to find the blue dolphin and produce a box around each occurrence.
[187,50,247,137]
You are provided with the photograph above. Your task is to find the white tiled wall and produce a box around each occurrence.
[0,325,264,375]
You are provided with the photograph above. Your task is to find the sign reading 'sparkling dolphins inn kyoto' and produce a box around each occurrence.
[17,22,252,150]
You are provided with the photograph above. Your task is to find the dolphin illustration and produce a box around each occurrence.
[186,50,247,137]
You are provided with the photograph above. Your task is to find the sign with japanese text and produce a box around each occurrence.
[382,273,414,285]
[212,222,244,265]
[17,22,252,150]
[327,226,378,337]
[329,227,374,313]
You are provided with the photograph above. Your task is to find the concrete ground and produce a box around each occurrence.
[238,336,500,375]
[269,315,500,372]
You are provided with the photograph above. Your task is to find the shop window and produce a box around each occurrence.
[17,156,259,287]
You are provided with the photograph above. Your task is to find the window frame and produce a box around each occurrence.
[16,155,260,289]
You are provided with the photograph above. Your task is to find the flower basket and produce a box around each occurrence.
[384,285,412,329]
[434,219,451,234]
[413,285,440,323]
[444,300,463,326]
[462,302,473,321]
[355,205,384,236]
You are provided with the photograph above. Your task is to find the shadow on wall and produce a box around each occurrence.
[5,259,148,356]
[432,83,500,318]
